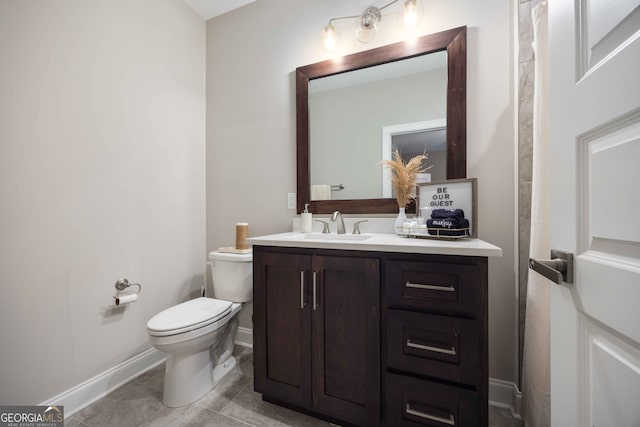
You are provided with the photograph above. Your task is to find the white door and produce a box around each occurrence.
[549,0,640,426]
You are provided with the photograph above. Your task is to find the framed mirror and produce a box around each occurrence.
[296,26,466,214]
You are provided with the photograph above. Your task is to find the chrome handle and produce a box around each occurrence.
[406,404,455,426]
[407,339,456,356]
[352,220,368,235]
[529,249,574,284]
[300,271,305,309]
[529,258,563,284]
[315,220,331,234]
[405,281,455,292]
[312,272,318,310]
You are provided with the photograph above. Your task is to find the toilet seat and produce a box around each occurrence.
[147,297,232,337]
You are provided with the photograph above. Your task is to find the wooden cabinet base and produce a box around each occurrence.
[253,246,488,427]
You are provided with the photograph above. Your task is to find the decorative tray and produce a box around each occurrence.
[395,227,471,240]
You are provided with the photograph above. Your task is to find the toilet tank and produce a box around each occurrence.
[208,251,253,302]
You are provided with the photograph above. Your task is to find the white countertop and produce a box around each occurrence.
[248,232,502,257]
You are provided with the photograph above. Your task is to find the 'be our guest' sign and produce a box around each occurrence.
[418,178,477,237]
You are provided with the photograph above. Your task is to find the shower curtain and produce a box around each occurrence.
[522,2,550,427]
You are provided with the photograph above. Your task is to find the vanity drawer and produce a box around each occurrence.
[386,372,480,427]
[386,259,482,317]
[387,309,480,386]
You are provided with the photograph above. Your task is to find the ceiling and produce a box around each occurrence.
[183,0,256,20]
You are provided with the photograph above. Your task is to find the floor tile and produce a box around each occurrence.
[234,347,254,378]
[489,406,524,427]
[135,363,165,393]
[194,371,251,412]
[220,385,332,427]
[73,381,164,427]
[63,416,87,427]
[141,404,250,427]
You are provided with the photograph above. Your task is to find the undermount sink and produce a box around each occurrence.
[291,233,372,241]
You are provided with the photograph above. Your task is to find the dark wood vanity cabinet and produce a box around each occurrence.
[253,246,381,426]
[253,246,488,427]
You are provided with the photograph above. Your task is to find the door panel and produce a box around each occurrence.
[253,250,311,407]
[588,321,640,427]
[265,265,303,387]
[549,0,640,425]
[575,112,640,344]
[322,268,368,406]
[312,255,380,426]
[578,0,640,74]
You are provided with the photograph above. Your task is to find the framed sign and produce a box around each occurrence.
[418,178,477,238]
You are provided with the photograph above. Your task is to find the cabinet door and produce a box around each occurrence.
[311,255,380,426]
[253,250,311,407]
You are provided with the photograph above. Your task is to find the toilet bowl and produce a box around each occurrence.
[146,251,252,407]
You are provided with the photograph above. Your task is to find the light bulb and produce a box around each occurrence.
[322,25,339,52]
[400,0,423,29]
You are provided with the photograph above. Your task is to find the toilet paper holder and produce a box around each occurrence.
[114,278,142,295]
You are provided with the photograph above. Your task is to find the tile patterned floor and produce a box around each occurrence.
[66,347,523,427]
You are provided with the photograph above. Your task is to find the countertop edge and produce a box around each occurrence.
[247,233,503,258]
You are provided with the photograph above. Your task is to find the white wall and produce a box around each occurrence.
[207,0,516,383]
[0,0,205,404]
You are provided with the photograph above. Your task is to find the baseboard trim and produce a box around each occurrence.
[39,348,165,418]
[234,326,253,348]
[489,378,523,420]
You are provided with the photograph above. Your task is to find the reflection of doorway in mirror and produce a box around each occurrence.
[382,120,446,198]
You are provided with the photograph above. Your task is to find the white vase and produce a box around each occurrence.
[394,207,407,235]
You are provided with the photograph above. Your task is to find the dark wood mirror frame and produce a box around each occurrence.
[296,26,466,214]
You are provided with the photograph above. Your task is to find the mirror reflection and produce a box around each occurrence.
[309,51,447,201]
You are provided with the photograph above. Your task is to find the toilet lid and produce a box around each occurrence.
[147,297,232,336]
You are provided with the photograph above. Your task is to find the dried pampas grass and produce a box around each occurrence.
[382,150,431,208]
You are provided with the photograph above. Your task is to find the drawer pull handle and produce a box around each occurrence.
[406,404,455,426]
[407,339,457,356]
[300,271,305,309]
[405,281,455,292]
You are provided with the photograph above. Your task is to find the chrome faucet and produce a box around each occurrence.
[331,211,346,234]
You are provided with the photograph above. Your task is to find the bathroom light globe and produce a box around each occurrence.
[356,7,381,43]
[322,24,339,52]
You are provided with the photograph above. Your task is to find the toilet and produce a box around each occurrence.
[146,251,252,407]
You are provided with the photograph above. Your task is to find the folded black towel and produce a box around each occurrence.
[431,209,465,220]
[427,217,468,229]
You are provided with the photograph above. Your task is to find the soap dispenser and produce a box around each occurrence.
[301,203,312,233]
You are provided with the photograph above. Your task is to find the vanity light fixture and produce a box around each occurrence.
[322,0,423,52]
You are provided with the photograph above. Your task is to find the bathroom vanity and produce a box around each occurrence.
[249,233,501,427]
